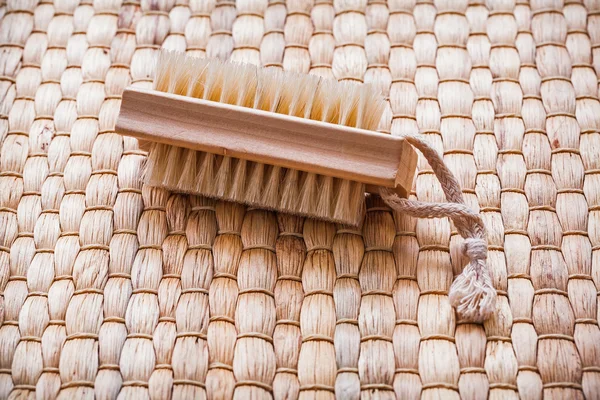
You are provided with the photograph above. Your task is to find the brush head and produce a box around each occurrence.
[153,50,386,128]
[117,50,417,226]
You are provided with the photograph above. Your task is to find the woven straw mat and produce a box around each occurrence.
[1,0,600,399]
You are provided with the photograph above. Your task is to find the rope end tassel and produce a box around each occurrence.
[380,135,497,323]
[448,238,496,322]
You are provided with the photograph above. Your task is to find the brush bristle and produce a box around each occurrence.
[143,50,387,225]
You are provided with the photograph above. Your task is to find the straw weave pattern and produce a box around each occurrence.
[0,0,599,399]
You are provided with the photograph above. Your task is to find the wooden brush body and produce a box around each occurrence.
[116,51,418,226]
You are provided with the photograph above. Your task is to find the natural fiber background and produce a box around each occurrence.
[1,0,599,399]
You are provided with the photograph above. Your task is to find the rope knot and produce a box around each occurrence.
[462,238,487,262]
[451,238,495,322]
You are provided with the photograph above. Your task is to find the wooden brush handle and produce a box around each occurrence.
[116,87,418,196]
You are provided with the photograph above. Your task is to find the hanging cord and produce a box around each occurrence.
[380,135,496,322]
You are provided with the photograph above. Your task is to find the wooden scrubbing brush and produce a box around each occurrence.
[116,50,497,322]
[116,50,417,227]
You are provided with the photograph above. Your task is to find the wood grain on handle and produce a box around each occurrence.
[116,87,418,195]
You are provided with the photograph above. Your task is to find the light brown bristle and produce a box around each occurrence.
[142,50,387,225]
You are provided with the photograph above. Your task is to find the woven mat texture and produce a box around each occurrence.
[1,0,600,398]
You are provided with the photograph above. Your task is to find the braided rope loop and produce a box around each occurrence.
[380,135,496,322]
